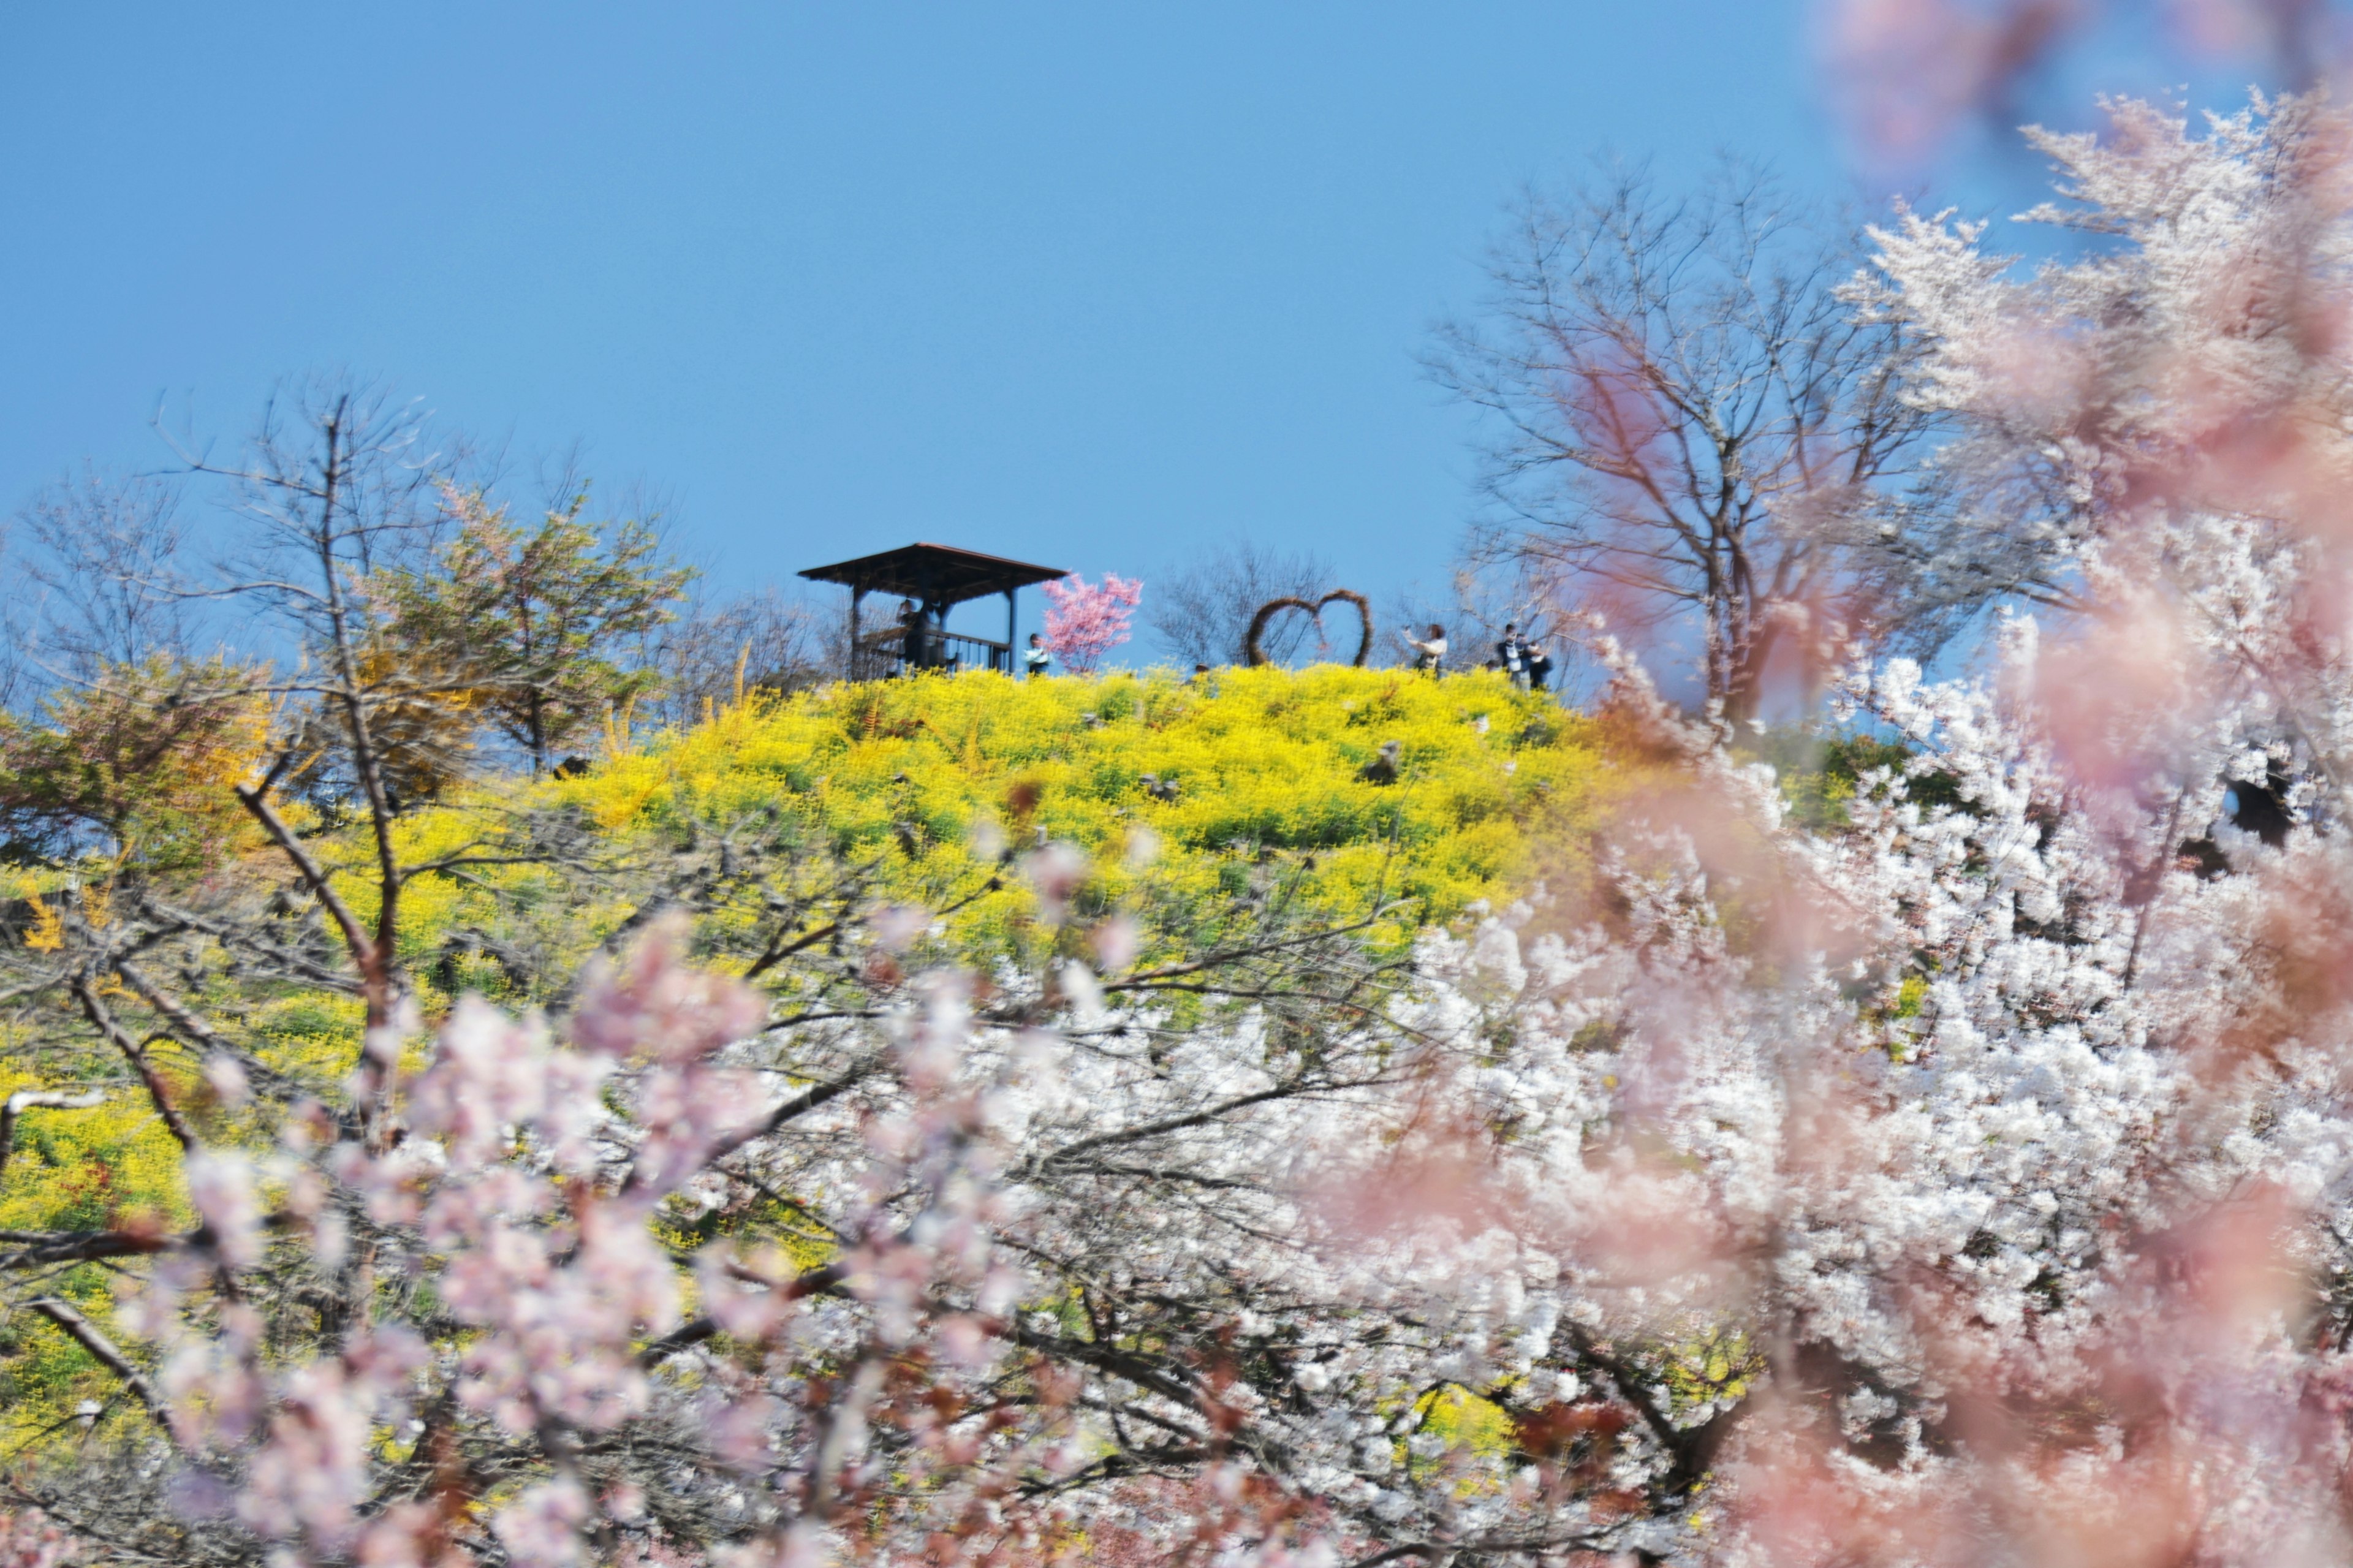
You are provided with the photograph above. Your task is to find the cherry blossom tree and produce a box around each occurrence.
[1038,573,1141,675]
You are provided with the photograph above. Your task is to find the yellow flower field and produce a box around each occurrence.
[559,664,1600,953]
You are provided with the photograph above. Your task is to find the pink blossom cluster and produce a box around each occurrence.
[1819,0,2338,167]
[0,1512,71,1568]
[1037,572,1141,675]
[100,918,1095,1567]
[117,924,887,1562]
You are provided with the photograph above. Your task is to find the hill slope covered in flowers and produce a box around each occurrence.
[0,664,1599,1443]
[559,664,1599,954]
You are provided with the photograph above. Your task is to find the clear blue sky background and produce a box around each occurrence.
[0,5,2296,656]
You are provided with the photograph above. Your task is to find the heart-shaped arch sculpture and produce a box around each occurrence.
[1245,588,1374,668]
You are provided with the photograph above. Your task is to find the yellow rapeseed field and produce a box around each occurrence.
[559,664,1599,952]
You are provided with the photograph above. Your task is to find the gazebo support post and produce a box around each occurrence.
[848,586,864,681]
[1003,589,1017,673]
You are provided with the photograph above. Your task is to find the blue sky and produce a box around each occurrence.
[0,5,2294,655]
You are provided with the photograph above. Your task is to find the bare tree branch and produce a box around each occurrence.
[28,1298,170,1432]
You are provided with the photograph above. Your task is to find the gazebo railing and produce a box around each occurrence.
[852,627,1012,681]
[933,631,1012,673]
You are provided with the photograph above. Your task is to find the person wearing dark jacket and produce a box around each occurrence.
[1496,623,1529,686]
[898,599,929,673]
[1523,635,1554,693]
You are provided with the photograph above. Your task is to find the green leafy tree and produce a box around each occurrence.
[0,656,273,874]
[373,487,694,775]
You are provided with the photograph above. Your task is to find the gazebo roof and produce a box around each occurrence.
[798,542,1068,605]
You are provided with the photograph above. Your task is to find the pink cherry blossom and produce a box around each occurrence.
[1037,572,1141,675]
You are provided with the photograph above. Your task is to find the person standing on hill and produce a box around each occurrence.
[1523,633,1554,694]
[1024,633,1050,677]
[897,599,928,674]
[1402,623,1447,675]
[1496,623,1529,686]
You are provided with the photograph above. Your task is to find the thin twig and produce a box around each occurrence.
[67,978,195,1153]
[233,784,377,980]
[28,1298,170,1431]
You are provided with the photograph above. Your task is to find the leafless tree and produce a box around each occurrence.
[5,468,202,703]
[638,583,832,729]
[1431,163,1940,721]
[149,376,477,1031]
[1149,539,1335,667]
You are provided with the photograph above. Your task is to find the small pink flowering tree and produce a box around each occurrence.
[1037,572,1140,675]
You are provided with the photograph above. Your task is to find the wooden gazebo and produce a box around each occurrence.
[799,542,1068,680]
